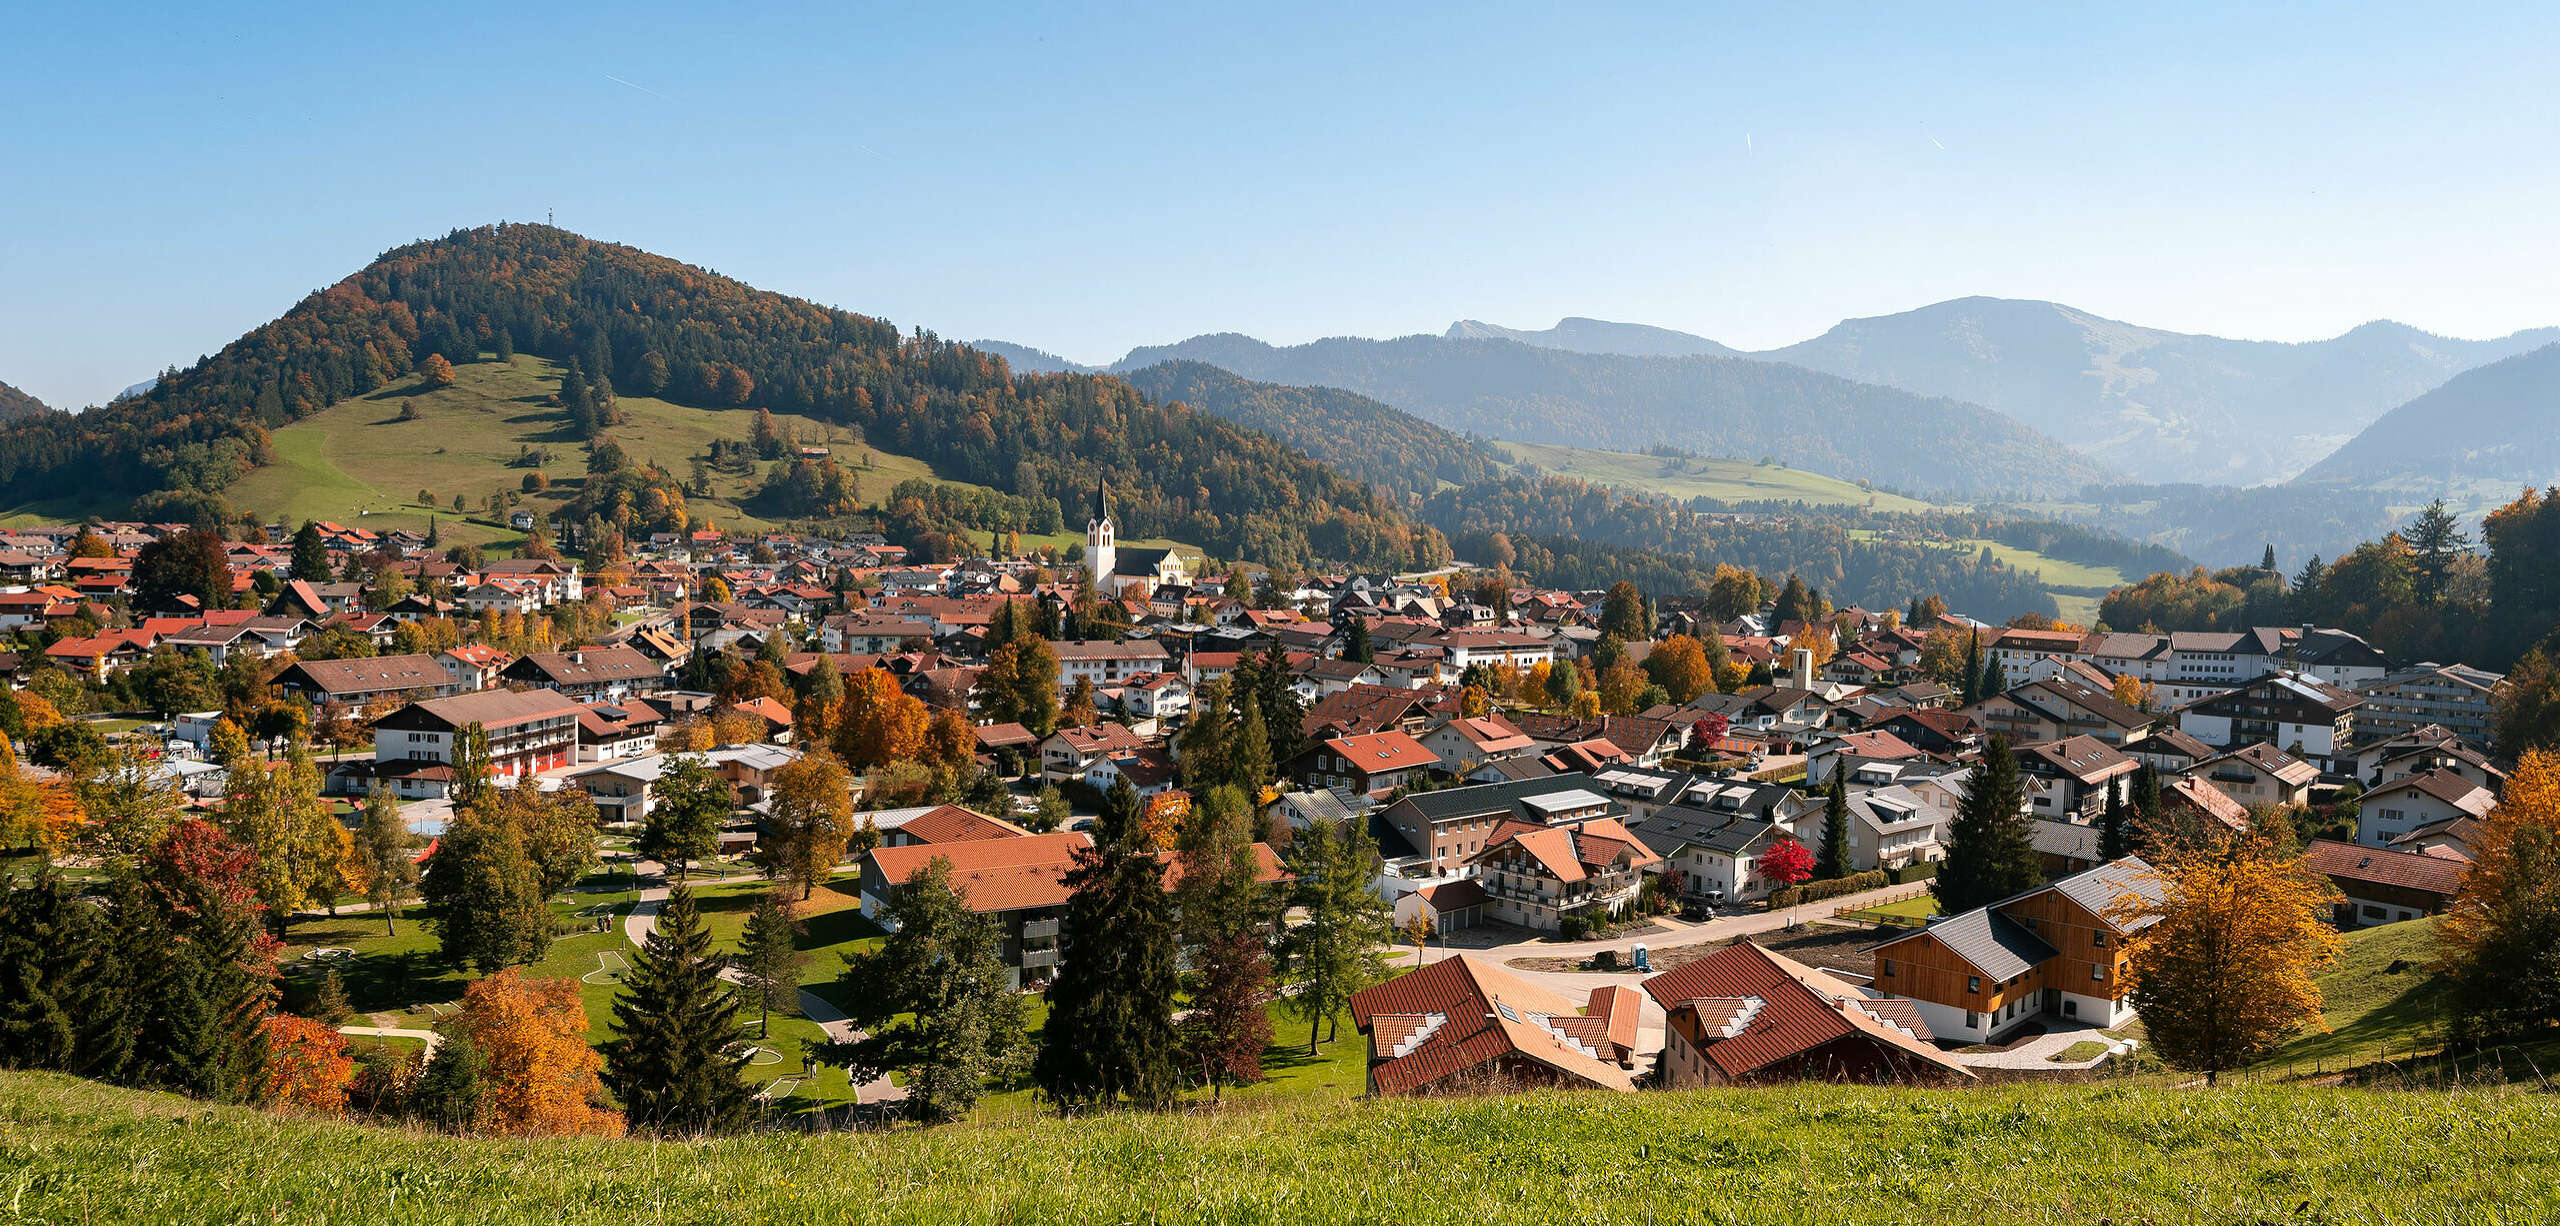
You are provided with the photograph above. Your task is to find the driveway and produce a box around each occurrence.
[1955,1020,2131,1070]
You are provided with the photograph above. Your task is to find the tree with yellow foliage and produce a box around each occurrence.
[2439,748,2560,1044]
[1641,634,1714,704]
[2113,844,2343,1083]
[2111,673,2155,713]
[764,752,858,901]
[1458,685,1489,719]
[0,732,84,851]
[444,968,622,1137]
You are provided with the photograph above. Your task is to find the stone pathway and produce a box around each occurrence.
[337,1025,443,1055]
[1954,1021,2131,1070]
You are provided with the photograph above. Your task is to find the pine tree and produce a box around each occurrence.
[1933,737,2040,915]
[2405,497,2472,604]
[1978,656,2007,698]
[638,755,728,879]
[1816,774,1854,880]
[1035,777,1181,1113]
[1175,680,1234,793]
[0,869,128,1078]
[1175,786,1275,1098]
[2100,780,2135,860]
[307,966,352,1025]
[1276,812,1392,1054]
[1230,703,1273,800]
[605,886,751,1135]
[289,521,332,582]
[409,1030,487,1131]
[834,859,1028,1125]
[1343,617,1373,664]
[736,890,808,1036]
[155,897,272,1101]
[1960,631,1984,704]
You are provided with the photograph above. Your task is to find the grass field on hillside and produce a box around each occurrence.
[1494,440,1949,513]
[219,355,969,547]
[5,1071,2556,1223]
[2247,916,2453,1077]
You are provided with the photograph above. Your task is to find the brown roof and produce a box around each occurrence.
[505,644,662,687]
[895,804,1030,845]
[866,833,1091,914]
[2365,769,2497,817]
[1475,817,1659,882]
[2299,837,2465,898]
[2162,775,2250,831]
[1323,730,1439,775]
[1349,956,1637,1095]
[386,687,582,732]
[1640,942,1974,1082]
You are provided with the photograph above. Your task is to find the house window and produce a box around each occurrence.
[1881,959,1896,977]
[2091,965,2104,981]
[1967,976,1980,994]
[1963,1011,1979,1029]
[2093,931,2107,947]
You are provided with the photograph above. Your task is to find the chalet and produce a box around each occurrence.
[1870,858,2164,1042]
[2013,735,2139,820]
[1421,714,1538,773]
[1805,729,1930,787]
[866,803,1029,848]
[2347,724,2506,792]
[2186,742,2319,809]
[2299,838,2464,927]
[1287,730,1439,800]
[1969,678,2152,748]
[820,612,935,655]
[1301,684,1435,740]
[1349,956,1639,1096]
[1642,943,1973,1088]
[1828,784,1953,873]
[1870,708,1981,758]
[1412,628,1556,671]
[1116,672,1190,721]
[436,644,512,691]
[272,653,464,710]
[500,644,664,701]
[2355,769,2496,849]
[479,558,583,604]
[1374,775,1624,875]
[2176,672,2364,769]
[1468,817,1658,931]
[1038,722,1146,784]
[575,702,664,762]
[370,688,583,798]
[2161,774,2252,835]
[1628,803,1793,905]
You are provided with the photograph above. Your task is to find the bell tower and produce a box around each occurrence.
[1085,475,1116,590]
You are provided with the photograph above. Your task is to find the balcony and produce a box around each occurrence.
[1020,947,1060,971]
[1021,917,1061,940]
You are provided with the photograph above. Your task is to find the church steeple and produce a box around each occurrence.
[1090,474,1113,528]
[1085,474,1117,586]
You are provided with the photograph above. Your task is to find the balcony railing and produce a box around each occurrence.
[1020,948,1059,970]
[1021,918,1060,940]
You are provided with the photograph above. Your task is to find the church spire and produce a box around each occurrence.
[1090,474,1113,527]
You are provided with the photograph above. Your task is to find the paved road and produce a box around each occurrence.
[337,1025,443,1055]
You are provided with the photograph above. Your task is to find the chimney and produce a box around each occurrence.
[1793,647,1814,690]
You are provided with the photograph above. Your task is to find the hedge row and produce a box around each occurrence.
[1766,870,1889,909]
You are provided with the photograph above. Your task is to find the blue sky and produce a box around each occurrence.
[5,2,2558,409]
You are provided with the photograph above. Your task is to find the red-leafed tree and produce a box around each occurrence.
[1759,837,1815,889]
[1691,711,1731,746]
[259,1014,355,1113]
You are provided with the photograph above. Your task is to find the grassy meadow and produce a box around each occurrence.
[1493,440,1950,513]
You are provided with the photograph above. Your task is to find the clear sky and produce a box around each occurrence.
[6,2,2559,409]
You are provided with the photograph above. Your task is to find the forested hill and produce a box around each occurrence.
[2292,342,2560,498]
[1109,332,2109,501]
[0,224,1447,573]
[0,379,48,419]
[1116,360,1499,500]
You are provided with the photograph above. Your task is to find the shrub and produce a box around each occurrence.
[1890,861,1942,885]
[1767,869,1889,909]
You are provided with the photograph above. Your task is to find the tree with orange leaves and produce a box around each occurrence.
[259,1014,355,1114]
[444,968,622,1136]
[2439,748,2560,1044]
[1641,634,1715,704]
[925,706,975,768]
[834,667,929,768]
[421,353,456,388]
[0,732,84,851]
[2113,843,2343,1083]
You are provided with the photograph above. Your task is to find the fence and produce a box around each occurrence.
[1831,885,1934,927]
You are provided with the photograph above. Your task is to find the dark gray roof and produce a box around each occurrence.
[1386,773,1620,825]
[2043,857,2166,932]
[2028,818,2102,861]
[1629,804,1780,858]
[1907,909,2055,981]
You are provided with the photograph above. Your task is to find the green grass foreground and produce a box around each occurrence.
[3,1071,2557,1224]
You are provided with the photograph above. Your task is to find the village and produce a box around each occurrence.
[0,475,2506,1114]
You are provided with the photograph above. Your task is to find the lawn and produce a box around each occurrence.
[8,1070,2560,1223]
[2247,915,2451,1077]
[1838,894,1938,927]
[2048,1040,2112,1063]
[217,354,985,549]
[1493,440,1949,513]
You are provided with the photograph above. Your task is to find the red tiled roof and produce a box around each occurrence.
[2299,837,2466,898]
[1324,730,1438,775]
[1349,956,1636,1096]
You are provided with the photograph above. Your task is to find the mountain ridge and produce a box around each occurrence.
[2291,341,2560,501]
[0,379,49,420]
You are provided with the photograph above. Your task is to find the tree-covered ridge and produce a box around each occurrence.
[0,225,1445,572]
[1111,332,2112,501]
[0,378,49,420]
[1116,360,1500,501]
[1423,475,2064,620]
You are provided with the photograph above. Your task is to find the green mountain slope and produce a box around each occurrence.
[0,378,48,419]
[1117,359,1499,499]
[0,224,1441,572]
[1110,332,2109,501]
[3,1071,2552,1223]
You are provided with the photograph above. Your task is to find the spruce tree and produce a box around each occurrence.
[605,886,752,1135]
[410,1030,487,1131]
[1276,812,1392,1054]
[2099,781,2135,860]
[1343,617,1373,664]
[1816,774,1854,880]
[1978,656,2007,698]
[736,890,808,1037]
[1175,786,1275,1098]
[1932,736,2041,915]
[289,521,332,582]
[0,869,128,1078]
[638,755,728,880]
[154,898,272,1102]
[834,859,1027,1124]
[1034,777,1181,1113]
[1961,632,1984,704]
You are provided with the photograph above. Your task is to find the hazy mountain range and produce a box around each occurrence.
[1105,333,2107,501]
[989,298,2558,496]
[2293,342,2560,499]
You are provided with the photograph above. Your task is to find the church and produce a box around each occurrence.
[1085,477,1188,598]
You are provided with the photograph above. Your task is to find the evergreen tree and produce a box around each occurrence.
[605,886,752,1135]
[1343,617,1373,664]
[2100,780,2135,860]
[1230,703,1273,800]
[1933,737,2041,915]
[152,893,271,1101]
[289,521,332,582]
[834,858,1028,1125]
[2406,498,2472,604]
[2261,543,2279,573]
[1977,656,2007,698]
[1174,679,1234,793]
[1034,777,1181,1113]
[1175,786,1275,1098]
[736,890,808,1036]
[409,1029,487,1131]
[1960,631,1984,704]
[1275,813,1392,1054]
[1815,774,1854,880]
[0,869,128,1078]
